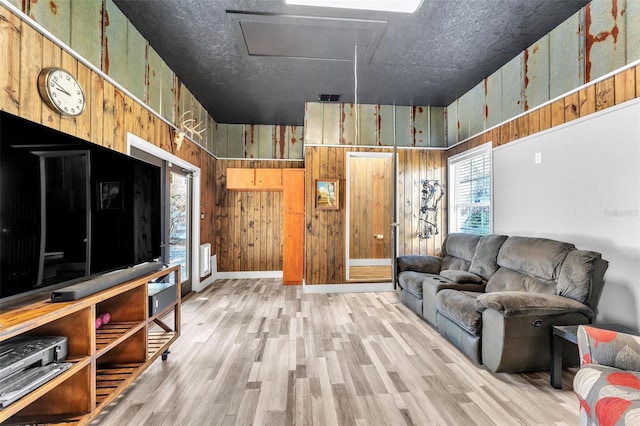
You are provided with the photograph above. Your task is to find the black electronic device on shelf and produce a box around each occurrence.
[0,336,71,409]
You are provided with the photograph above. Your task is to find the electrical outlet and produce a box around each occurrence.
[535,152,542,164]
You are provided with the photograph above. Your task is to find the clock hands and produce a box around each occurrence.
[52,80,71,96]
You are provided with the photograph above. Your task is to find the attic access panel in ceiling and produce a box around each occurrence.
[228,12,386,62]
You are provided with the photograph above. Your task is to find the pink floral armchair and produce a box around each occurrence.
[573,325,640,425]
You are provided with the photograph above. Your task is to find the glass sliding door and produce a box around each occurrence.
[167,166,192,294]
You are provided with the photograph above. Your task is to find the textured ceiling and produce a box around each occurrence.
[113,0,590,126]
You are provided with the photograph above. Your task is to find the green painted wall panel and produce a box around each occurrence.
[159,58,174,121]
[104,0,127,85]
[227,124,244,158]
[501,53,524,120]
[358,104,376,145]
[147,47,162,115]
[446,101,458,146]
[289,125,304,159]
[485,71,502,129]
[257,124,273,159]
[125,22,147,101]
[412,106,429,147]
[215,123,229,157]
[628,0,640,62]
[467,83,484,137]
[70,0,102,69]
[395,105,412,147]
[322,103,340,145]
[429,107,444,148]
[586,0,626,81]
[457,94,470,141]
[549,10,584,99]
[30,0,71,45]
[341,103,356,145]
[378,105,394,146]
[524,35,549,111]
[304,102,323,145]
[244,125,259,158]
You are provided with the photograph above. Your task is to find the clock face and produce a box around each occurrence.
[38,68,86,116]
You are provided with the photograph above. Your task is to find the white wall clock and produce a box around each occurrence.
[37,67,86,116]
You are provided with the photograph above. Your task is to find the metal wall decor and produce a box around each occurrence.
[417,179,444,239]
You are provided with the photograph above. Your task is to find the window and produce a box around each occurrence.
[448,143,492,235]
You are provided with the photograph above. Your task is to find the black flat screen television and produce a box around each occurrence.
[0,111,162,301]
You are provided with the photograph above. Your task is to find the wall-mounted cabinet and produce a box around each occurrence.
[0,265,180,425]
[226,168,283,191]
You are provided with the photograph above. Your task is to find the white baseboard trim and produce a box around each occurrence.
[303,282,395,294]
[213,271,284,279]
[197,274,214,291]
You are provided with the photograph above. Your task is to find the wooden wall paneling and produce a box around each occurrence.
[527,108,540,136]
[59,52,79,137]
[637,64,640,98]
[112,89,126,152]
[424,149,434,255]
[0,5,21,115]
[614,67,636,105]
[75,63,92,141]
[69,0,101,69]
[122,92,135,141]
[595,76,615,111]
[125,21,146,102]
[41,37,62,130]
[318,147,330,281]
[89,69,104,146]
[564,92,580,122]
[307,147,320,283]
[334,148,345,282]
[101,79,116,151]
[396,150,406,255]
[538,104,552,133]
[19,22,43,125]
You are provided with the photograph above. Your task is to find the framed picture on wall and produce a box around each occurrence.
[316,179,339,210]
[98,181,123,210]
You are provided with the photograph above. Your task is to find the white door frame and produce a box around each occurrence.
[127,133,203,292]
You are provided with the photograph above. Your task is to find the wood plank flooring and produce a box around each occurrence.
[93,279,579,425]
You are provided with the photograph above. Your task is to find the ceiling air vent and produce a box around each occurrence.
[319,94,341,102]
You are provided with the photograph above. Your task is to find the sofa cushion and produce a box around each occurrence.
[397,255,442,274]
[439,270,483,284]
[495,236,575,281]
[435,289,483,335]
[557,250,602,304]
[441,233,481,272]
[398,271,434,298]
[469,234,508,280]
[474,291,594,318]
[485,268,557,294]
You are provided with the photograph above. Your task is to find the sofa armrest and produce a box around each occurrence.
[397,255,442,274]
[577,325,640,370]
[474,291,594,318]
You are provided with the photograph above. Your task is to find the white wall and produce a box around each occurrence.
[493,99,640,330]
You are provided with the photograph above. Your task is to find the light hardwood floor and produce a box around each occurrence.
[94,279,579,425]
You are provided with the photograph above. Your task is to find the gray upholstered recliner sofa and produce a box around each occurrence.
[397,233,608,373]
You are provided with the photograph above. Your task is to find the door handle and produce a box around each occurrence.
[373,234,384,240]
